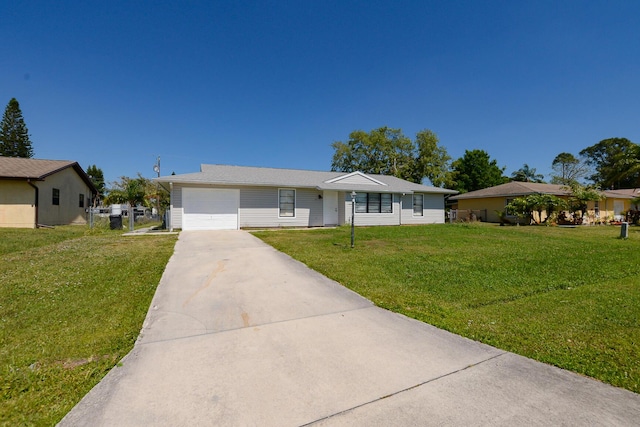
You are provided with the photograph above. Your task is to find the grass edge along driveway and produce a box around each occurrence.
[0,227,177,426]
[253,223,640,394]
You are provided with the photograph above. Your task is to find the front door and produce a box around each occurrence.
[323,190,339,226]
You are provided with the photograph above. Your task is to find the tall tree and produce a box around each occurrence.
[86,165,106,205]
[511,164,544,183]
[550,152,589,185]
[579,138,640,189]
[610,143,640,188]
[413,129,453,187]
[330,126,452,186]
[331,127,415,179]
[0,98,34,158]
[451,149,508,193]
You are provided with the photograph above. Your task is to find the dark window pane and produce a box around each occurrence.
[355,193,367,213]
[368,193,381,213]
[381,193,392,213]
[413,194,423,216]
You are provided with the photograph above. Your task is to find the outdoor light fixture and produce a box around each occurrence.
[351,191,357,248]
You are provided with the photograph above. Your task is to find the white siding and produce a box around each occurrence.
[170,184,446,229]
[423,193,446,223]
[170,185,183,230]
[338,191,346,225]
[239,187,323,228]
[400,193,446,224]
[331,174,384,185]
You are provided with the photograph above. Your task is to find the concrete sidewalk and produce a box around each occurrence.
[59,231,640,426]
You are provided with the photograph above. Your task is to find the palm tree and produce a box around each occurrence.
[610,144,640,188]
[104,176,147,231]
[511,164,544,183]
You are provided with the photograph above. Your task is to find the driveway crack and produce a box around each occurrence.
[299,351,508,427]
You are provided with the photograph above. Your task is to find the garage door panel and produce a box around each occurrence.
[183,188,239,230]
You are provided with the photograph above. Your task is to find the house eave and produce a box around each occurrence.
[154,178,319,189]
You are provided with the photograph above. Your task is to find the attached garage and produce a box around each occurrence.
[182,187,239,230]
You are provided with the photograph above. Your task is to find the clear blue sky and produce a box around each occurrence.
[3,1,639,185]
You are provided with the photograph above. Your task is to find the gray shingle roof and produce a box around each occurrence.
[602,188,640,199]
[0,157,77,179]
[450,181,640,201]
[449,182,571,200]
[155,164,457,194]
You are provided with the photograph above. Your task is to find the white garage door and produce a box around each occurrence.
[183,188,239,230]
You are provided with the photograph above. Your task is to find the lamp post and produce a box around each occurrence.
[351,191,356,248]
[88,175,94,229]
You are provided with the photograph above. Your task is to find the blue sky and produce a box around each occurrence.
[3,1,639,185]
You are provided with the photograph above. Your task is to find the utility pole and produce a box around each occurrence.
[153,156,160,177]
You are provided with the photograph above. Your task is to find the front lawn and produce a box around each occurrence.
[0,227,177,426]
[253,224,640,393]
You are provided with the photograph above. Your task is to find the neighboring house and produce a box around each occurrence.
[449,181,640,224]
[595,189,640,222]
[0,157,97,228]
[154,164,457,231]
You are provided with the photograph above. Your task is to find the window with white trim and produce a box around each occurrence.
[279,189,295,217]
[413,194,423,216]
[355,193,392,213]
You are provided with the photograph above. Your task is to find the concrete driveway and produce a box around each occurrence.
[59,231,640,426]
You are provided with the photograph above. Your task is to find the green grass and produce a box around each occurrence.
[0,226,177,426]
[253,224,640,393]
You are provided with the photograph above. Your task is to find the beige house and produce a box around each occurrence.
[449,181,639,224]
[590,189,640,223]
[0,157,96,228]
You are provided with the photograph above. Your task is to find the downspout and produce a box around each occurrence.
[27,180,39,228]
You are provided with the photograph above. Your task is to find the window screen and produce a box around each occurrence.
[413,194,423,216]
[355,193,393,213]
[279,189,295,217]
